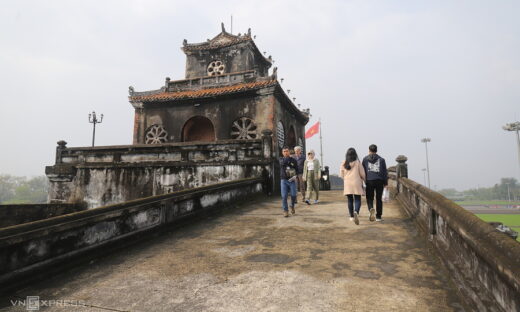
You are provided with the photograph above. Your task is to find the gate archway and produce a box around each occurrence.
[182,116,216,142]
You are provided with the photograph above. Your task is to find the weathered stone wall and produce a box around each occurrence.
[397,177,520,312]
[0,178,264,290]
[138,89,275,144]
[46,139,272,208]
[0,204,85,228]
[184,42,269,79]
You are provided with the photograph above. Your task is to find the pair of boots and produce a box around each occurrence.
[284,206,296,217]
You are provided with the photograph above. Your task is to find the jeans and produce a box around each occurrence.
[366,180,385,218]
[280,179,296,211]
[346,194,361,217]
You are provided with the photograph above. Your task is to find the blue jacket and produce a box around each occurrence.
[362,154,388,185]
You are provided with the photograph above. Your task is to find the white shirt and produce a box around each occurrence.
[307,161,315,171]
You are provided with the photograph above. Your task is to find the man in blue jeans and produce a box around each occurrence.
[280,146,298,217]
[362,144,388,221]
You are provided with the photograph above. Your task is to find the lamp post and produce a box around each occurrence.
[422,168,427,186]
[421,138,431,188]
[88,111,103,147]
[502,121,520,177]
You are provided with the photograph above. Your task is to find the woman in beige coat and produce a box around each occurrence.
[340,148,370,225]
[303,150,321,204]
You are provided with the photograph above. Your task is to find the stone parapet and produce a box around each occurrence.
[166,70,259,92]
[397,177,520,312]
[0,203,85,228]
[0,178,264,291]
[51,139,264,165]
[45,139,273,207]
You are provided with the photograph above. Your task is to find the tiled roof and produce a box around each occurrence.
[182,30,271,65]
[183,36,252,51]
[129,80,277,103]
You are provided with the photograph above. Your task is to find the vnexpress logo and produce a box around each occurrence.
[10,296,86,310]
[26,296,40,311]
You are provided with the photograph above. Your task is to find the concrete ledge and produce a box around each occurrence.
[46,139,273,207]
[0,177,264,289]
[0,203,85,228]
[397,177,520,312]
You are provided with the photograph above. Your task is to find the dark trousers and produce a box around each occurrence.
[346,194,361,217]
[366,180,384,218]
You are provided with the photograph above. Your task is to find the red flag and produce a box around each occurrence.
[305,121,320,139]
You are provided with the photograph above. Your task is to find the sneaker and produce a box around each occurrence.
[314,200,319,204]
[376,218,382,222]
[305,199,311,205]
[353,212,359,225]
[369,208,376,222]
[349,217,354,221]
[284,211,289,217]
[291,206,295,215]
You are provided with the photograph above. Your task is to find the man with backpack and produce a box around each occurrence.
[362,144,388,222]
[280,146,298,217]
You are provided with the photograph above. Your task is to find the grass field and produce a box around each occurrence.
[476,214,520,242]
[457,200,520,206]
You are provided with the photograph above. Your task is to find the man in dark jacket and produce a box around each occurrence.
[362,144,388,222]
[280,146,298,217]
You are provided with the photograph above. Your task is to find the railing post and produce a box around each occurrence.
[56,140,68,164]
[395,155,408,194]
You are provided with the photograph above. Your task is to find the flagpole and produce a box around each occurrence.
[319,118,323,169]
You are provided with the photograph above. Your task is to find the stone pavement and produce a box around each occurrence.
[4,191,465,312]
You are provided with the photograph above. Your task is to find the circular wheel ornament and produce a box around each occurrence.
[145,124,168,144]
[231,117,257,139]
[207,60,225,76]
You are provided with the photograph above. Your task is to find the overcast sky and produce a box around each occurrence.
[0,0,519,190]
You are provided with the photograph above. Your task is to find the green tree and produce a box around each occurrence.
[0,175,24,203]
[438,188,458,197]
[460,177,520,201]
[0,175,48,204]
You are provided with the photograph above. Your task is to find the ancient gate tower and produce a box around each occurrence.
[45,25,309,208]
[129,24,309,152]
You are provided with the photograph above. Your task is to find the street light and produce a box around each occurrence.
[421,138,431,188]
[88,111,103,147]
[502,121,520,176]
[506,182,511,202]
[421,168,427,186]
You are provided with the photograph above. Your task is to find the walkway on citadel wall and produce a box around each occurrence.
[3,191,464,312]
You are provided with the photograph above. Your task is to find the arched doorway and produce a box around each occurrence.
[182,116,216,142]
[287,126,296,149]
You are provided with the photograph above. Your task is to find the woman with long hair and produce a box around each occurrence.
[340,148,366,225]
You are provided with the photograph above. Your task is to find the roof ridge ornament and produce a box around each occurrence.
[221,22,226,33]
